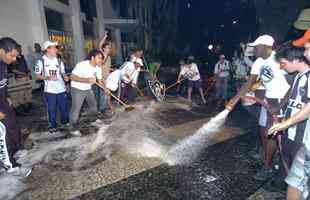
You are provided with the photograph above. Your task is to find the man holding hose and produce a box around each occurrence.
[226,35,290,181]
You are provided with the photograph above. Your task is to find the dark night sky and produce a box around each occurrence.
[179,0,258,57]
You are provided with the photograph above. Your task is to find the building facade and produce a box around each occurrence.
[0,0,138,70]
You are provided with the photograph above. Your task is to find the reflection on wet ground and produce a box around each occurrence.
[11,92,285,200]
[75,134,263,200]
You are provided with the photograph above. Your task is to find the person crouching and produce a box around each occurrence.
[120,58,143,103]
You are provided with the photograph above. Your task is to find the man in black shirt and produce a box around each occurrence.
[0,37,31,177]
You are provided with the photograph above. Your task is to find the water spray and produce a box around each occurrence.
[164,109,230,165]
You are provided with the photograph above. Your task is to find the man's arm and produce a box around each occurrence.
[269,102,310,135]
[70,74,94,84]
[226,74,258,110]
[98,31,108,53]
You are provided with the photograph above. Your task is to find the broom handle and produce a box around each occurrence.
[95,82,129,107]
[131,84,144,97]
[165,78,186,91]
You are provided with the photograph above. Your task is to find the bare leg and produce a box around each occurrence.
[286,186,301,200]
[199,87,206,104]
[187,87,192,101]
[260,126,267,163]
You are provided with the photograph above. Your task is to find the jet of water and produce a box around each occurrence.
[164,109,230,165]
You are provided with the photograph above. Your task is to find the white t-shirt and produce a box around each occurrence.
[120,61,140,84]
[180,63,201,81]
[106,69,121,91]
[214,60,230,77]
[34,55,66,94]
[250,51,289,98]
[304,119,310,150]
[71,60,102,91]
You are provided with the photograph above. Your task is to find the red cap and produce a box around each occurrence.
[293,28,310,47]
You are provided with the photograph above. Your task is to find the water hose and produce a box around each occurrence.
[240,95,289,174]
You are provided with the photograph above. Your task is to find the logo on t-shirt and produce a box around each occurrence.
[260,66,274,83]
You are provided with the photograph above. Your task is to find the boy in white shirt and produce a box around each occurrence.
[177,58,206,104]
[268,29,310,200]
[69,49,104,134]
[120,58,143,103]
[34,41,70,133]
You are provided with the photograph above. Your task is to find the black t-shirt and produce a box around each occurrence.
[0,60,9,113]
[9,55,29,78]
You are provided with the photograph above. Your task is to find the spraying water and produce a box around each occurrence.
[164,109,230,165]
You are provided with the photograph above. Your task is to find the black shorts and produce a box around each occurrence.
[188,80,202,89]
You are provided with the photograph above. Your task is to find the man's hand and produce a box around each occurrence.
[63,75,70,82]
[268,118,294,136]
[0,112,5,120]
[250,80,262,92]
[225,96,239,111]
[88,77,97,85]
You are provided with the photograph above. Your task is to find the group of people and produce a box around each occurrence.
[225,30,310,199]
[34,34,154,136]
[0,32,162,176]
[1,26,310,200]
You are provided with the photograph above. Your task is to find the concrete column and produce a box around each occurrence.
[115,28,123,64]
[69,0,85,63]
[29,0,49,43]
[96,0,106,38]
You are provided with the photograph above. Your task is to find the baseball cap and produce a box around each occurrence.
[43,41,58,50]
[292,28,310,47]
[133,58,144,66]
[248,35,275,47]
[294,8,310,30]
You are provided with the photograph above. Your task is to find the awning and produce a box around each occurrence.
[104,18,139,32]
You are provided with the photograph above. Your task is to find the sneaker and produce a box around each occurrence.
[247,150,261,160]
[254,167,273,181]
[59,123,70,131]
[91,119,103,127]
[69,125,82,137]
[263,178,287,192]
[7,166,32,177]
[70,130,82,137]
[14,150,28,159]
[48,127,58,134]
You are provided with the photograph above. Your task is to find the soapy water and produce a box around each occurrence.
[163,109,230,165]
[1,102,229,199]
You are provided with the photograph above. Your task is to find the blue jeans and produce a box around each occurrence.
[92,85,107,112]
[44,92,69,128]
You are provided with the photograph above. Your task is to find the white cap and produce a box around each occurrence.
[133,57,144,66]
[248,35,274,47]
[43,41,58,50]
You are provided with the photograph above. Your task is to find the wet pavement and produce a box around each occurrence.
[10,91,286,200]
[74,134,264,200]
